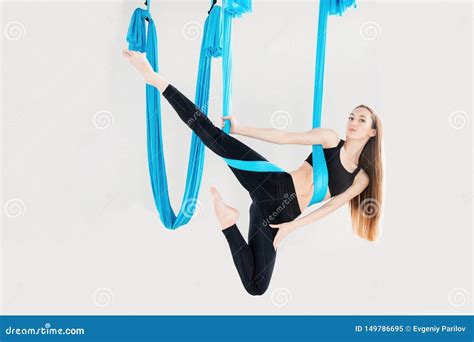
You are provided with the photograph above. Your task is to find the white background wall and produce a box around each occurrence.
[1,0,472,314]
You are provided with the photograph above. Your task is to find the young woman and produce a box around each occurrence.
[123,49,384,296]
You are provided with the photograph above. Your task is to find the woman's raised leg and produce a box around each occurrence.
[123,48,278,199]
[123,49,269,164]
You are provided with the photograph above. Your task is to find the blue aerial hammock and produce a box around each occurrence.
[126,0,356,230]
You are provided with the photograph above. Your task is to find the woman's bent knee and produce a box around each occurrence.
[245,282,269,296]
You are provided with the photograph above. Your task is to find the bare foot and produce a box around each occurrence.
[122,48,154,83]
[210,187,239,230]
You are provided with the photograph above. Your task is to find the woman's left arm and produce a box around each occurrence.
[270,172,369,249]
[294,173,369,228]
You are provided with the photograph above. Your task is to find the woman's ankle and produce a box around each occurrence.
[145,71,169,93]
[143,71,156,86]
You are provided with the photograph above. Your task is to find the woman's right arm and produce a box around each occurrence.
[263,127,339,146]
[223,116,338,146]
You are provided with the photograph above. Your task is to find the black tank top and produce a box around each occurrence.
[305,139,361,196]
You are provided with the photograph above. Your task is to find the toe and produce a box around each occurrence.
[210,188,223,203]
[211,187,221,199]
[210,190,219,201]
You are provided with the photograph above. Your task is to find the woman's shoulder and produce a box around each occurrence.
[322,130,341,149]
[354,167,370,186]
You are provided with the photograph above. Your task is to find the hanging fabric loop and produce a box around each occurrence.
[126,1,222,229]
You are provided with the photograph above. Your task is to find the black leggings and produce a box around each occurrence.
[162,84,302,296]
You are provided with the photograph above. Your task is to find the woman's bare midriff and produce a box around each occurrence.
[289,162,332,213]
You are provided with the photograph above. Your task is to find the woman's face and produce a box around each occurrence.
[346,107,376,140]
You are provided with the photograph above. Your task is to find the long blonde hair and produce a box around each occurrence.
[349,104,384,242]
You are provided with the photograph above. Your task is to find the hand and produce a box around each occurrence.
[269,221,297,251]
[221,115,241,134]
